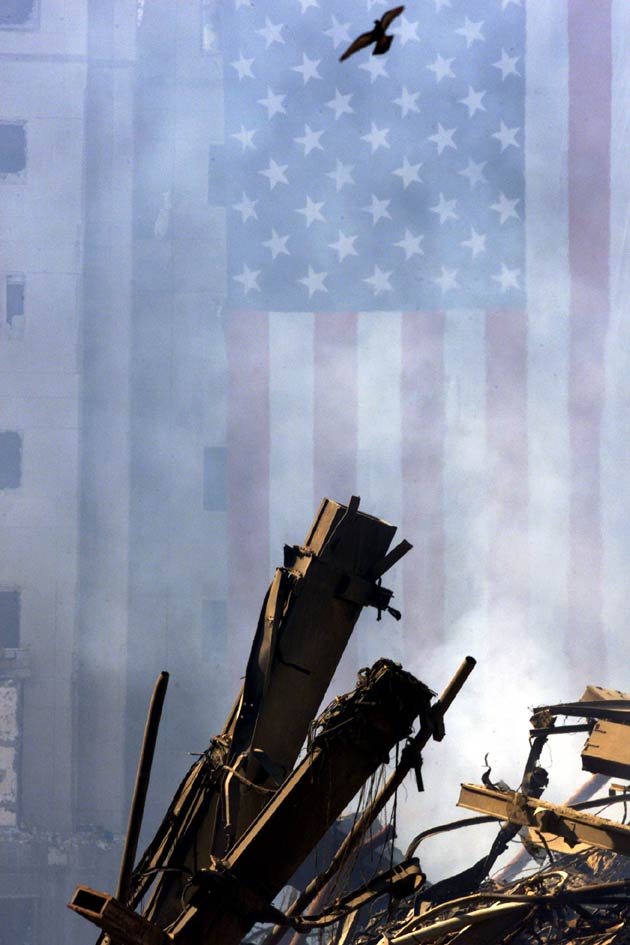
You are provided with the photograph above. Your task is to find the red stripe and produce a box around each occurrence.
[227,311,270,686]
[401,311,445,649]
[567,1,611,675]
[486,309,528,642]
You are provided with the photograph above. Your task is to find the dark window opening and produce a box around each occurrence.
[202,599,227,660]
[6,275,24,326]
[0,591,20,648]
[0,432,22,489]
[203,446,227,511]
[0,0,37,28]
[0,123,26,177]
[0,897,36,945]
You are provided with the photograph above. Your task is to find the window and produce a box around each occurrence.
[0,591,20,648]
[202,599,227,660]
[0,122,26,181]
[6,274,24,327]
[0,432,22,489]
[0,0,38,29]
[203,446,227,511]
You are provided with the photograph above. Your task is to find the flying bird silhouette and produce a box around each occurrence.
[339,6,405,62]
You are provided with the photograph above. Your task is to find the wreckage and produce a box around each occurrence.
[69,498,630,945]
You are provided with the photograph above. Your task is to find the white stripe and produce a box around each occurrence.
[525,2,570,685]
[269,313,315,563]
[442,309,488,658]
[356,311,403,665]
[602,0,630,675]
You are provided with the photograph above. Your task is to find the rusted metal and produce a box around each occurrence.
[582,719,630,779]
[68,886,170,945]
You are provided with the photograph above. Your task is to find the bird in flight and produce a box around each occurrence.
[339,6,405,62]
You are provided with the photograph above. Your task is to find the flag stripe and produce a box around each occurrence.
[567,0,611,671]
[401,311,445,651]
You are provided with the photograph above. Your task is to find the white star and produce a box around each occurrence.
[429,123,457,155]
[296,196,325,227]
[232,192,257,223]
[364,265,393,295]
[393,86,420,118]
[392,15,420,45]
[459,86,486,118]
[258,158,288,190]
[262,229,290,259]
[491,192,520,224]
[257,17,285,48]
[292,53,322,84]
[393,156,422,189]
[458,158,487,188]
[461,227,486,258]
[324,15,351,48]
[329,230,358,262]
[362,195,391,225]
[435,0,451,9]
[502,0,522,8]
[493,49,520,80]
[361,122,390,153]
[430,193,458,224]
[434,266,459,293]
[455,17,485,47]
[359,57,389,82]
[326,89,354,120]
[299,266,327,298]
[427,54,455,82]
[492,263,520,290]
[231,125,256,151]
[492,120,520,151]
[294,124,324,156]
[230,53,255,80]
[258,87,287,118]
[326,159,355,192]
[298,0,318,11]
[394,229,424,260]
[233,264,260,294]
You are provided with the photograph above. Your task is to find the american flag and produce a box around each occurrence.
[213,0,629,726]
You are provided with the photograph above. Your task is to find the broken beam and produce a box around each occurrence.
[458,783,630,856]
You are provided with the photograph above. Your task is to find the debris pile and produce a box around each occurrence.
[68,498,630,945]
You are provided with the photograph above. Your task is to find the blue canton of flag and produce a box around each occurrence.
[222,0,525,311]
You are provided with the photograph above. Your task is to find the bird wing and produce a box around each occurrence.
[339,29,376,62]
[380,5,405,30]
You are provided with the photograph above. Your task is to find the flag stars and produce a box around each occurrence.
[359,57,389,82]
[455,17,485,47]
[459,86,486,118]
[231,125,256,151]
[232,192,257,223]
[230,53,254,80]
[294,124,324,156]
[299,266,327,297]
[491,192,520,223]
[434,266,459,293]
[361,122,390,153]
[430,193,458,224]
[326,89,354,120]
[492,120,520,151]
[458,158,487,188]
[326,159,355,192]
[461,227,486,258]
[296,196,326,226]
[363,195,392,225]
[297,0,318,12]
[493,49,520,79]
[258,158,288,190]
[394,229,424,260]
[427,54,455,82]
[257,17,285,47]
[429,123,457,155]
[233,264,260,294]
[492,263,520,290]
[292,53,322,84]
[393,157,422,189]
[262,229,290,259]
[329,230,358,262]
[392,14,420,45]
[324,15,351,48]
[364,265,393,296]
[258,87,287,118]
[393,86,420,118]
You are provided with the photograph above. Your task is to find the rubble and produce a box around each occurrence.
[68,498,630,945]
